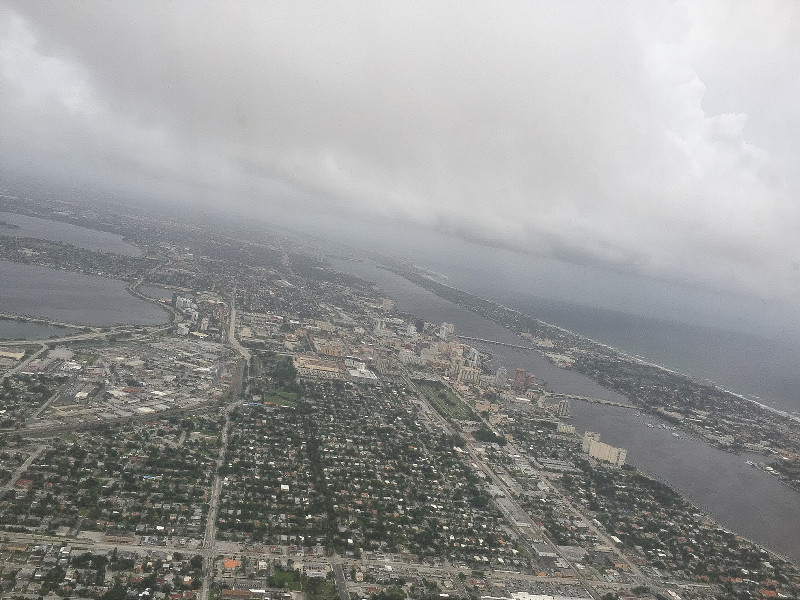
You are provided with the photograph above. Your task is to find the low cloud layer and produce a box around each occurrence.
[2,1,800,303]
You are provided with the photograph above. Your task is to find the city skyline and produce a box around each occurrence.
[3,2,800,332]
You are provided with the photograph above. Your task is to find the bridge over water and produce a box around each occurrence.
[456,335,535,351]
[542,391,635,409]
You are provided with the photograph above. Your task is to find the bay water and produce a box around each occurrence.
[0,211,141,256]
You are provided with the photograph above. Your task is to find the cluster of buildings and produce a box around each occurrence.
[168,292,227,340]
[0,415,222,541]
[0,542,205,599]
[219,373,531,572]
[564,447,799,597]
[3,191,800,600]
[20,337,236,429]
[0,368,62,429]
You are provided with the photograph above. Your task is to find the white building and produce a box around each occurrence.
[439,322,455,340]
[582,431,626,466]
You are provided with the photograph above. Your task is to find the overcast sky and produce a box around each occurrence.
[2,1,800,324]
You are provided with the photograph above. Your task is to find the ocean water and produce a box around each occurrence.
[297,209,799,414]
[399,244,800,416]
[350,227,800,416]
[498,295,800,416]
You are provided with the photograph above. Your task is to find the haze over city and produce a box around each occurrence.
[3,1,800,332]
[6,3,800,599]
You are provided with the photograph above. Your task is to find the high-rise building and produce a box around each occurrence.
[513,368,529,388]
[557,398,571,418]
[457,365,481,384]
[557,423,576,435]
[582,431,601,452]
[439,322,455,340]
[495,366,508,387]
[373,318,386,334]
[172,294,193,311]
[582,431,626,466]
[468,347,481,367]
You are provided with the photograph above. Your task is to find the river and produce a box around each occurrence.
[331,257,800,565]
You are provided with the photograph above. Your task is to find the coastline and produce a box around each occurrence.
[382,267,800,499]
[363,262,800,566]
[413,269,800,426]
[125,277,177,325]
[0,260,172,330]
[630,459,798,566]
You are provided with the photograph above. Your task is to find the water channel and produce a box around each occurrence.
[332,258,800,564]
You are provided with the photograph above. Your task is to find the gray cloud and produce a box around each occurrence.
[2,1,800,303]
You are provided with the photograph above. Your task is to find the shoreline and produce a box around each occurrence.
[380,266,800,495]
[630,459,798,566]
[125,277,177,325]
[415,270,800,427]
[0,282,171,336]
[373,265,800,566]
[0,237,172,332]
[0,312,85,331]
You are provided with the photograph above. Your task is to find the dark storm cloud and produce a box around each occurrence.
[2,1,800,301]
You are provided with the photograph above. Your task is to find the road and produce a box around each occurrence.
[0,320,175,386]
[126,273,179,323]
[0,524,659,596]
[538,468,649,583]
[6,402,217,439]
[29,375,76,420]
[199,389,244,600]
[2,444,45,491]
[1,344,46,380]
[0,291,656,597]
[333,563,349,600]
[463,444,604,588]
[405,373,659,599]
[0,313,88,331]
[0,326,143,348]
[405,377,592,583]
[227,288,251,363]
[197,298,249,600]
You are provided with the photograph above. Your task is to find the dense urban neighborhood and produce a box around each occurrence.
[0,196,799,600]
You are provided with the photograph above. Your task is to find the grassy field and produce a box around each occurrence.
[262,389,299,406]
[413,379,476,420]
